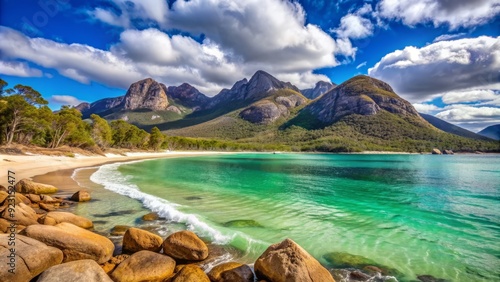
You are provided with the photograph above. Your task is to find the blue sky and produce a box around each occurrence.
[0,0,499,132]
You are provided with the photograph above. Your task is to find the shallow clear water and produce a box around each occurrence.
[87,153,500,281]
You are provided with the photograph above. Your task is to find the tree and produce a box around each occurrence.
[110,120,149,149]
[0,84,47,145]
[90,114,112,149]
[48,106,92,148]
[148,127,165,151]
[0,78,7,97]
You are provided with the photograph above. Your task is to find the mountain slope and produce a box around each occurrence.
[420,113,491,140]
[478,124,500,140]
[301,81,336,99]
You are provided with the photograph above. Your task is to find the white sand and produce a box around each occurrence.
[0,151,230,182]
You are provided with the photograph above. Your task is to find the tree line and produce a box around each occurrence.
[0,79,169,151]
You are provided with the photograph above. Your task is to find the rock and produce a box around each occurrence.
[121,78,169,111]
[219,264,254,282]
[254,238,335,282]
[70,190,91,202]
[170,264,210,282]
[1,202,39,226]
[39,212,93,229]
[111,225,131,236]
[0,218,12,233]
[110,250,176,282]
[208,262,244,281]
[37,259,113,282]
[162,230,209,261]
[0,234,63,282]
[110,254,130,265]
[39,202,56,212]
[21,222,114,264]
[26,193,41,203]
[122,227,163,253]
[0,185,6,192]
[363,265,383,274]
[0,191,8,205]
[443,150,454,155]
[142,212,159,221]
[301,81,336,99]
[432,148,442,155]
[239,101,287,125]
[14,179,58,194]
[417,274,450,282]
[223,219,263,228]
[323,252,399,276]
[101,262,116,274]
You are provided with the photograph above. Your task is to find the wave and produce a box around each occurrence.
[89,161,268,251]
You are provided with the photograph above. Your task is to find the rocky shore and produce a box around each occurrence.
[0,178,448,282]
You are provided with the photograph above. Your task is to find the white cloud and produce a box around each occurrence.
[0,60,42,77]
[377,0,500,29]
[413,103,441,113]
[50,95,85,106]
[441,89,499,104]
[334,14,374,39]
[356,61,367,69]
[368,36,500,102]
[435,105,500,132]
[433,33,466,42]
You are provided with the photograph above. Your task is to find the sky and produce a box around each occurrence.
[0,0,499,132]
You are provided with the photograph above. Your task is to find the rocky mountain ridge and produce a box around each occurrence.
[301,81,336,100]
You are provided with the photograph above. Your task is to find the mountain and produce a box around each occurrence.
[420,113,491,140]
[301,81,336,99]
[120,78,168,111]
[478,124,500,140]
[75,96,123,118]
[288,75,424,129]
[166,83,210,111]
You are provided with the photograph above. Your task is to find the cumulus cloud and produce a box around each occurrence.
[435,105,500,132]
[441,89,499,104]
[0,60,42,77]
[333,13,374,39]
[50,95,85,106]
[376,0,500,29]
[413,103,441,113]
[368,36,500,102]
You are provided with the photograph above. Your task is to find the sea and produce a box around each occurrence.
[71,153,499,281]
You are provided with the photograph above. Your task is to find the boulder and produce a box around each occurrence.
[37,259,113,282]
[162,230,209,261]
[443,150,454,155]
[39,211,93,229]
[122,227,163,253]
[0,218,12,233]
[39,202,56,212]
[0,185,6,192]
[1,202,39,226]
[14,179,58,194]
[0,234,63,282]
[170,264,210,282]
[21,222,114,264]
[208,262,244,281]
[254,238,335,282]
[431,148,442,155]
[110,250,176,282]
[111,225,131,236]
[142,212,159,221]
[26,193,42,203]
[0,191,8,205]
[70,190,91,202]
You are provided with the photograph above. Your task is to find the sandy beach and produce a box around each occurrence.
[0,151,230,186]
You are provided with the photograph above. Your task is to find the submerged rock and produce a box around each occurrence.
[141,212,159,221]
[162,230,209,261]
[223,219,264,228]
[37,259,113,282]
[110,225,131,236]
[110,250,176,282]
[323,252,399,276]
[255,238,335,282]
[417,274,450,282]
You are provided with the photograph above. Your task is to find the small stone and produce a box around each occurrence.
[110,225,131,236]
[141,212,159,221]
[70,190,91,202]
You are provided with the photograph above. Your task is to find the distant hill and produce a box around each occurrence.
[301,81,336,99]
[419,113,491,140]
[478,124,500,140]
[74,71,500,152]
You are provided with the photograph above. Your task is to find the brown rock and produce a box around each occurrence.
[110,250,176,282]
[142,212,159,221]
[39,211,93,229]
[14,179,58,194]
[110,254,130,265]
[39,202,56,212]
[0,234,63,282]
[254,238,335,282]
[208,262,245,281]
[0,185,6,192]
[220,265,254,282]
[26,193,42,203]
[70,190,91,202]
[443,149,454,155]
[37,259,113,282]
[431,148,442,155]
[170,264,210,282]
[122,227,163,254]
[101,262,116,274]
[163,230,209,261]
[21,222,114,264]
[0,191,8,205]
[1,202,39,226]
[0,218,13,233]
[111,225,131,236]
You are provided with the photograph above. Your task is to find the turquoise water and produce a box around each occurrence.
[89,153,500,281]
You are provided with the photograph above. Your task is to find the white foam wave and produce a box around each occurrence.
[90,162,234,244]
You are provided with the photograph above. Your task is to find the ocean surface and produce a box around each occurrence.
[76,153,499,281]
